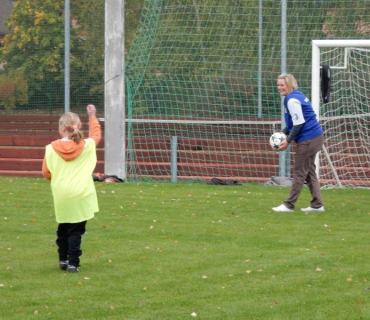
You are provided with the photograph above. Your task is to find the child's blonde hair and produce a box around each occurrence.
[59,112,84,143]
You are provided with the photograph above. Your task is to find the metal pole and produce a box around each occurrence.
[257,0,263,118]
[281,0,287,76]
[171,136,178,183]
[64,0,70,113]
[279,0,288,177]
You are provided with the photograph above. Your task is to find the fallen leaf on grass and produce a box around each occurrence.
[347,277,353,282]
[202,275,208,279]
[315,267,322,272]
[246,270,251,274]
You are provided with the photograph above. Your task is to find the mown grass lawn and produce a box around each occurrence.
[1,176,370,319]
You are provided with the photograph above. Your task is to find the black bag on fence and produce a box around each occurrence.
[93,174,124,183]
[209,178,242,186]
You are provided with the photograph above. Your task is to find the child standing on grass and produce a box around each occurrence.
[42,105,101,273]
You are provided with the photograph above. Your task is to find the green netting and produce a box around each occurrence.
[125,0,370,184]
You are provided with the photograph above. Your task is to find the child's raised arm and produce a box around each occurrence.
[87,104,101,146]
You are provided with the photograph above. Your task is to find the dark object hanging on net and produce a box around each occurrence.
[320,64,331,104]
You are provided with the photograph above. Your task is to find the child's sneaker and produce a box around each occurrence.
[59,260,69,271]
[67,265,80,273]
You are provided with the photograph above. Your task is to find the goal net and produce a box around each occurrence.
[312,40,370,189]
[125,1,285,183]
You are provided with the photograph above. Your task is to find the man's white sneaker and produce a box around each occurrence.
[272,204,294,212]
[301,206,325,212]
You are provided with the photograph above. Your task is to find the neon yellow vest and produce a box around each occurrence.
[45,138,99,223]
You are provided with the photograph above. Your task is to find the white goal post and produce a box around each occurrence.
[312,40,370,189]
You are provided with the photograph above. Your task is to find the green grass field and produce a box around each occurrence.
[1,176,370,319]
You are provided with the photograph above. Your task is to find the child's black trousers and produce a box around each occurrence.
[56,221,87,267]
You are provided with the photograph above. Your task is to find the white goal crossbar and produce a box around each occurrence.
[312,40,370,188]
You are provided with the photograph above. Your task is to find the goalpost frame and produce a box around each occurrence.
[311,40,370,187]
[311,40,370,117]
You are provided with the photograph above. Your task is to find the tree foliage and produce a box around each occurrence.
[1,1,65,78]
[0,0,104,111]
[0,68,28,113]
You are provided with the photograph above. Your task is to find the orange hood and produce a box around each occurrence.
[51,140,86,161]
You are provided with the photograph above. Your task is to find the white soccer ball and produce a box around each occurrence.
[269,132,287,150]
